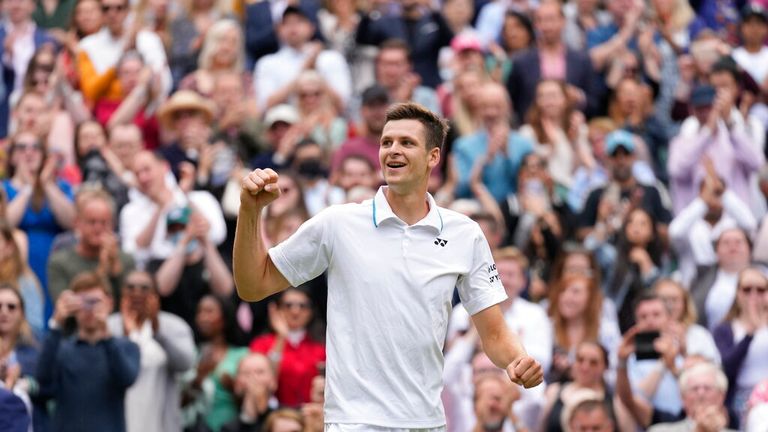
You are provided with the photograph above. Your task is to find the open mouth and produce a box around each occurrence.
[386,161,406,169]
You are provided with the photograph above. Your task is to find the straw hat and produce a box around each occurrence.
[157,90,216,129]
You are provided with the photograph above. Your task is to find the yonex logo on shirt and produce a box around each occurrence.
[434,238,448,247]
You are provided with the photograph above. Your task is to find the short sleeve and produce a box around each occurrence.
[268,209,333,288]
[455,227,507,315]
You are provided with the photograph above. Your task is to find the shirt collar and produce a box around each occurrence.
[372,186,443,234]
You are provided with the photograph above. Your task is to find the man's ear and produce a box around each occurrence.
[428,147,441,169]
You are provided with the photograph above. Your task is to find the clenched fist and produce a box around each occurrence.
[506,355,544,389]
[240,168,282,212]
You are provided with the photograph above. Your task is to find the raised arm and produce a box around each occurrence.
[233,169,291,301]
[471,304,543,389]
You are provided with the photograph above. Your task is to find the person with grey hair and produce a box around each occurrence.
[649,362,737,432]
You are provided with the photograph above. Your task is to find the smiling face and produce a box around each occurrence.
[558,279,589,320]
[624,209,653,246]
[279,289,313,331]
[379,119,439,195]
[195,296,224,339]
[572,342,606,386]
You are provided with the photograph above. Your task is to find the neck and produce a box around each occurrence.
[385,186,429,225]
[540,40,562,52]
[78,326,105,343]
[403,6,422,19]
[617,177,635,190]
[744,41,763,53]
[0,333,18,355]
[721,262,747,274]
[565,318,585,347]
[210,333,226,347]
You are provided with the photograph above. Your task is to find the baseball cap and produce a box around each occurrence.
[604,129,635,156]
[451,33,483,53]
[741,4,768,22]
[690,84,716,108]
[282,5,309,21]
[264,104,299,128]
[166,206,191,226]
[361,85,390,106]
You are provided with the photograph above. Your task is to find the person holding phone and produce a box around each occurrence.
[36,271,140,432]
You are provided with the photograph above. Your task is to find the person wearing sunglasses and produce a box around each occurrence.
[249,285,325,408]
[106,270,196,432]
[713,266,768,428]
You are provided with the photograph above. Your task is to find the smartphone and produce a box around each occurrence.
[635,330,661,360]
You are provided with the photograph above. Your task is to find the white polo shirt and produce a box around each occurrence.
[269,186,507,428]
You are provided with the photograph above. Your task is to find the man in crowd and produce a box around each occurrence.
[372,40,441,113]
[48,188,135,305]
[254,6,351,110]
[37,271,140,432]
[331,84,390,175]
[568,399,615,432]
[107,270,196,432]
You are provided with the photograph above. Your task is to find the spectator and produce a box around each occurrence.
[713,266,768,426]
[221,353,279,432]
[648,362,736,432]
[289,139,344,216]
[356,0,453,88]
[185,294,248,432]
[486,9,536,83]
[567,398,616,432]
[602,208,666,333]
[471,373,524,432]
[372,39,441,114]
[331,84,390,175]
[540,341,631,431]
[262,409,304,432]
[732,5,768,91]
[654,279,720,364]
[47,188,135,305]
[243,0,320,65]
[75,121,133,210]
[96,51,162,149]
[506,0,596,122]
[0,0,54,138]
[37,271,140,432]
[546,274,620,383]
[746,379,768,432]
[155,90,217,178]
[179,19,246,98]
[452,81,533,202]
[76,0,171,106]
[254,6,351,111]
[169,0,231,86]
[288,71,348,154]
[578,129,671,241]
[249,104,301,172]
[669,164,757,286]
[0,284,41,429]
[0,221,44,340]
[626,293,685,417]
[249,286,325,408]
[562,0,612,52]
[519,79,594,189]
[586,0,643,73]
[210,71,262,168]
[667,76,766,216]
[106,270,196,432]
[690,226,753,330]
[442,69,483,141]
[4,131,75,304]
[316,0,371,93]
[119,150,226,267]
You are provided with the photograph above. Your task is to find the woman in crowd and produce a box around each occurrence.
[179,19,246,97]
[539,341,631,431]
[170,0,231,85]
[714,267,768,427]
[653,278,720,363]
[520,80,594,190]
[74,120,132,211]
[187,294,248,432]
[3,132,75,302]
[0,283,43,430]
[290,71,348,155]
[547,274,620,383]
[250,286,325,407]
[0,222,45,341]
[602,208,665,333]
[487,10,535,83]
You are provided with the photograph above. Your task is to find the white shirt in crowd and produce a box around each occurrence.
[705,270,739,332]
[269,187,507,428]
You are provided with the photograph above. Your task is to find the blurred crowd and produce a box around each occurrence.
[0,0,767,430]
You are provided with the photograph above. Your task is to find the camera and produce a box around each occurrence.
[635,330,661,360]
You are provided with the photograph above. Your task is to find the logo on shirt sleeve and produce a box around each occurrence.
[488,263,501,284]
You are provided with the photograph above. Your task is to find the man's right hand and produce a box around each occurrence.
[240,169,281,212]
[53,290,82,327]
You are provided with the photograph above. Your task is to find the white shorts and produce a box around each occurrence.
[325,424,447,432]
